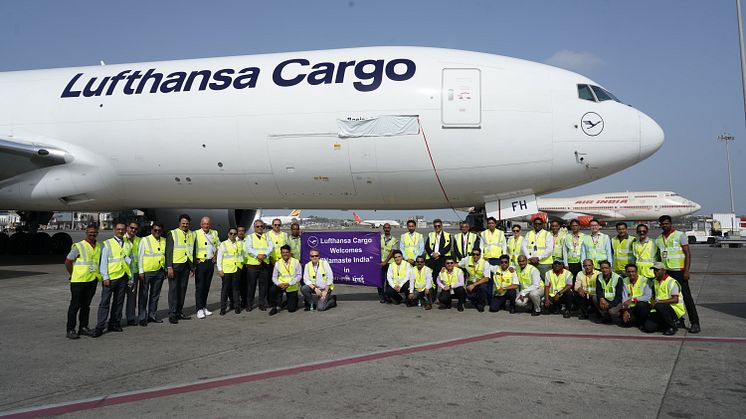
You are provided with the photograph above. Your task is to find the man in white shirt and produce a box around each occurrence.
[407,256,433,309]
[436,257,466,311]
[269,245,302,315]
[515,255,543,316]
[385,250,411,304]
[300,249,337,311]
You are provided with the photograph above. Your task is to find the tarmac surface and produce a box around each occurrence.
[0,239,744,418]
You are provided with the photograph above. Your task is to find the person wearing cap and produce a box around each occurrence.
[458,248,491,312]
[643,262,686,335]
[620,264,652,328]
[581,219,613,270]
[489,254,519,313]
[407,255,433,309]
[523,217,554,278]
[436,256,466,311]
[385,250,411,305]
[543,259,573,317]
[573,259,599,320]
[596,260,624,324]
[654,215,700,334]
[515,255,543,316]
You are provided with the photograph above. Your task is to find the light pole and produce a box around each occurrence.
[717,133,737,232]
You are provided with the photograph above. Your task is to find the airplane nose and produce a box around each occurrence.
[639,111,664,160]
[692,201,702,212]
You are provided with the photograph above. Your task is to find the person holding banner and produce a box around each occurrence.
[408,255,433,309]
[399,220,424,266]
[269,245,302,316]
[458,248,491,312]
[385,250,411,305]
[379,223,399,304]
[301,249,337,311]
[436,256,466,311]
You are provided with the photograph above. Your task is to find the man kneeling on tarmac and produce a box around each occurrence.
[437,256,466,311]
[543,259,573,318]
[643,262,686,335]
[620,263,652,329]
[515,255,544,316]
[596,260,624,324]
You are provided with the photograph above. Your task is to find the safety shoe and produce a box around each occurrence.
[689,323,701,334]
[457,304,464,312]
[177,314,191,320]
[66,330,80,340]
[90,329,103,338]
[663,328,677,336]
[269,307,279,316]
[78,327,91,337]
[139,320,148,326]
[169,317,179,324]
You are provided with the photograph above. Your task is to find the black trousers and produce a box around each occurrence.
[221,272,241,311]
[246,264,270,307]
[466,283,490,308]
[568,263,582,285]
[125,279,137,322]
[377,265,390,300]
[194,261,214,311]
[666,270,699,324]
[67,281,97,331]
[438,286,466,307]
[489,288,517,312]
[237,266,248,309]
[138,270,165,321]
[546,291,573,312]
[385,283,410,304]
[168,265,190,317]
[624,301,651,326]
[268,284,299,312]
[644,303,677,332]
[96,276,127,331]
[573,293,596,316]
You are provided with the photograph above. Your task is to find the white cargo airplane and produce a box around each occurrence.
[531,191,701,225]
[352,212,401,228]
[0,46,663,252]
[259,209,304,225]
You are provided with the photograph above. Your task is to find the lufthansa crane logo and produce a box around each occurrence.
[307,235,319,248]
[581,112,604,136]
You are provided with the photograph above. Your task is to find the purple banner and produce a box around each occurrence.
[300,231,381,287]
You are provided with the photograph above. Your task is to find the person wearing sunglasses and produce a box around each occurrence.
[458,249,491,312]
[124,221,142,326]
[301,250,336,311]
[267,218,289,266]
[506,225,524,268]
[244,220,274,311]
[217,228,243,315]
[436,257,466,311]
[137,222,166,326]
[489,255,519,313]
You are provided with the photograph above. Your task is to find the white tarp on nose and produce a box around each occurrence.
[337,115,419,138]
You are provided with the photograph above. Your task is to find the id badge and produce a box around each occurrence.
[661,250,668,258]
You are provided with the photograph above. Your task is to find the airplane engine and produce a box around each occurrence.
[143,209,261,237]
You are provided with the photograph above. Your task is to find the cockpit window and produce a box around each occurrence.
[577,84,595,101]
[591,85,621,103]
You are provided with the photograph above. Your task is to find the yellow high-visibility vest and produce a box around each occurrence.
[70,240,102,283]
[507,236,523,266]
[655,231,686,270]
[493,268,514,296]
[170,229,194,264]
[612,235,636,272]
[412,266,432,291]
[141,235,166,273]
[527,229,553,265]
[400,232,423,260]
[246,234,270,265]
[517,264,543,289]
[598,273,621,300]
[267,230,288,263]
[634,239,657,279]
[275,257,300,292]
[426,231,451,259]
[545,269,571,297]
[194,229,220,260]
[381,234,398,264]
[389,262,409,287]
[481,229,506,259]
[103,237,132,279]
[653,276,686,318]
[220,239,242,274]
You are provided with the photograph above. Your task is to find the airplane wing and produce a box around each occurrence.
[0,138,70,182]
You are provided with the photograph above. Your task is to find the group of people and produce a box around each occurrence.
[377,215,700,336]
[64,212,700,340]
[64,214,335,340]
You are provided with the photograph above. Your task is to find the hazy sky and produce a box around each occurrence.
[1,0,744,220]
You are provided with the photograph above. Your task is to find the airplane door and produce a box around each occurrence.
[441,68,481,128]
[268,135,355,197]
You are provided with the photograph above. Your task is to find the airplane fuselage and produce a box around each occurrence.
[0,47,664,212]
